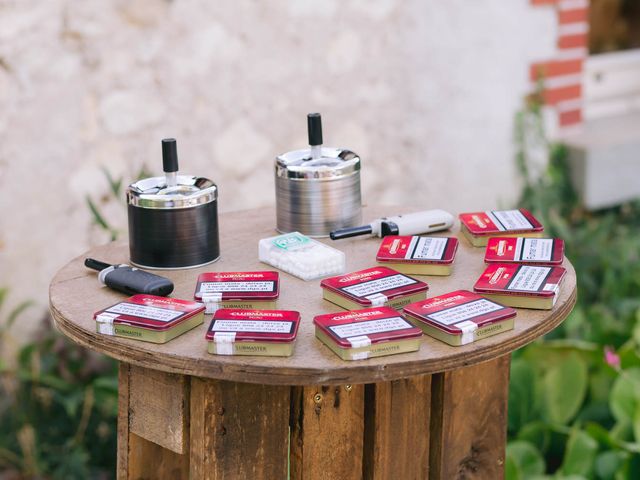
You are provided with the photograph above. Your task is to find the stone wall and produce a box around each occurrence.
[0,0,556,344]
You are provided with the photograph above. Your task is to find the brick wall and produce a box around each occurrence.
[531,0,590,127]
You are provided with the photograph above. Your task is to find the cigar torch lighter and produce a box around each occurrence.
[329,210,454,240]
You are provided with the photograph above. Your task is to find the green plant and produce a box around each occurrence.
[0,291,118,479]
[86,165,151,241]
[507,102,640,479]
[0,164,150,479]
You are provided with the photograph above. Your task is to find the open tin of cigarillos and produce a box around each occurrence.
[127,139,220,269]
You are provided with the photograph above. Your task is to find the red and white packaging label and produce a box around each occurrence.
[321,267,428,306]
[103,303,184,323]
[485,237,564,265]
[403,290,516,335]
[474,264,567,297]
[314,307,422,348]
[425,299,504,326]
[194,271,279,301]
[459,209,543,236]
[93,294,204,331]
[205,309,299,343]
[377,236,458,264]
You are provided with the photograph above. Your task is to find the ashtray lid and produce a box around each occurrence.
[275,147,360,180]
[127,175,217,209]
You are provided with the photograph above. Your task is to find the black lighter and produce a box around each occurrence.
[84,258,174,296]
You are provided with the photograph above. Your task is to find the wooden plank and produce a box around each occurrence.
[363,375,431,480]
[117,363,130,480]
[189,377,289,480]
[290,384,365,480]
[128,365,189,454]
[127,433,189,480]
[429,355,511,480]
[118,363,189,480]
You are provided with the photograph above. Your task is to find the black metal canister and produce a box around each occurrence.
[126,139,220,269]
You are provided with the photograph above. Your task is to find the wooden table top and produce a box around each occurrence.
[50,205,577,385]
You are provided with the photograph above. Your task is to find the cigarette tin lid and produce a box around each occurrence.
[313,307,422,348]
[93,294,205,331]
[459,209,543,236]
[127,175,218,209]
[194,271,280,301]
[484,237,565,265]
[205,309,300,343]
[403,290,516,335]
[275,147,361,180]
[473,264,567,298]
[320,267,429,307]
[376,236,458,265]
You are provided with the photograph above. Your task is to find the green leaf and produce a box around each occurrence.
[632,318,640,347]
[560,429,598,477]
[634,404,640,444]
[610,419,634,443]
[617,342,640,370]
[85,196,118,241]
[585,422,618,449]
[595,450,628,480]
[615,453,640,480]
[517,422,550,453]
[506,441,545,477]
[0,287,8,311]
[590,370,616,405]
[6,300,34,330]
[92,375,118,392]
[509,359,538,432]
[541,352,588,424]
[610,368,640,424]
[100,167,122,199]
[505,452,521,480]
[522,340,599,372]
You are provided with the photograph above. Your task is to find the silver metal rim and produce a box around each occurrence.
[130,255,221,271]
[127,176,218,209]
[274,168,360,181]
[275,148,360,179]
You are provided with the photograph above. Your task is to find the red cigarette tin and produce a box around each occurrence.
[313,307,422,360]
[376,236,458,275]
[473,263,567,309]
[459,209,544,246]
[403,290,516,346]
[484,237,564,265]
[194,271,279,313]
[93,294,205,343]
[321,266,429,311]
[205,308,300,356]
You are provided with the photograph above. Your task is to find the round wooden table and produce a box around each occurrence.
[49,206,576,480]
